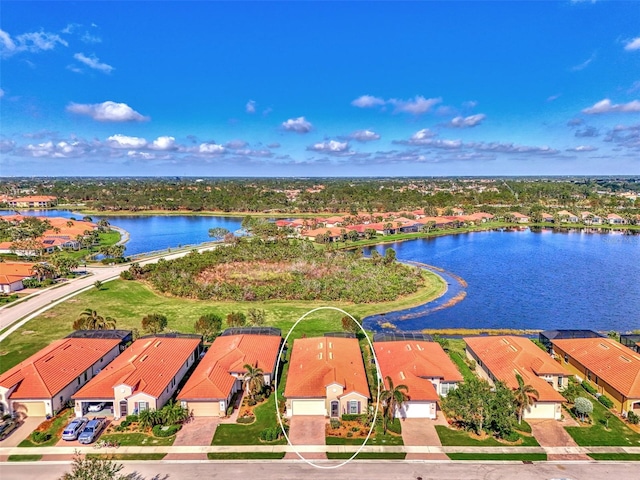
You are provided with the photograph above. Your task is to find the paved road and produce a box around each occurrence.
[1,459,638,480]
[0,246,220,341]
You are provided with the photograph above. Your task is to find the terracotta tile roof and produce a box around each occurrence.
[464,336,568,403]
[552,338,640,398]
[0,338,121,400]
[300,227,345,238]
[8,196,57,203]
[285,337,369,399]
[178,334,282,401]
[0,262,34,284]
[73,336,201,400]
[374,341,463,402]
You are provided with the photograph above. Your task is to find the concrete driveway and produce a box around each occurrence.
[401,415,448,460]
[284,415,326,460]
[528,418,589,460]
[165,417,220,460]
[0,416,43,448]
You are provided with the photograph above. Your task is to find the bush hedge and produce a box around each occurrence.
[152,424,180,437]
[341,414,366,422]
[30,431,51,444]
[598,395,614,408]
[582,381,597,395]
[259,426,283,442]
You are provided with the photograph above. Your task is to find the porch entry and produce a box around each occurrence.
[330,400,339,417]
[119,401,127,417]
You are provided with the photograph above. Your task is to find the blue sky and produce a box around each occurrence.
[1,0,639,177]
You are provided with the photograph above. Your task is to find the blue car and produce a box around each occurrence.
[77,417,106,444]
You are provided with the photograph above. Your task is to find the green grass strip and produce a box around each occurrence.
[448,453,547,461]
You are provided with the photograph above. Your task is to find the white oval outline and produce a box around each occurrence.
[273,306,383,469]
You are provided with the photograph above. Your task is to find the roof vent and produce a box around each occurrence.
[509,345,518,352]
[399,371,406,380]
[620,356,631,363]
[416,344,423,351]
[44,355,54,363]
[329,352,333,359]
[329,342,333,349]
[318,352,323,360]
[406,344,412,351]
[140,355,148,363]
[154,341,162,348]
[318,342,323,349]
[501,338,510,345]
[599,343,609,350]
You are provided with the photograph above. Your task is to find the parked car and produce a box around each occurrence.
[87,403,106,413]
[0,419,18,440]
[61,417,88,441]
[77,417,106,444]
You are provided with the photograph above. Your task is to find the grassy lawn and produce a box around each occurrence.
[7,454,43,462]
[1,271,444,373]
[447,453,547,461]
[446,339,475,382]
[207,452,285,460]
[100,432,175,446]
[564,394,640,446]
[326,452,406,460]
[86,453,167,460]
[588,453,640,461]
[435,425,539,447]
[18,409,74,448]
[212,394,286,446]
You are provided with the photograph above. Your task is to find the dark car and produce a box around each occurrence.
[77,417,106,444]
[0,419,18,440]
[61,417,88,441]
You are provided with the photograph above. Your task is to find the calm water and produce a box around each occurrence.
[4,210,639,331]
[0,210,242,256]
[364,229,640,332]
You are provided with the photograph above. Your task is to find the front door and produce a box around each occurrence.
[330,401,339,417]
[119,401,128,417]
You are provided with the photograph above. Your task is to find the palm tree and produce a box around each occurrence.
[379,375,409,434]
[243,363,265,401]
[31,263,54,282]
[74,309,117,330]
[514,373,539,424]
[160,401,190,425]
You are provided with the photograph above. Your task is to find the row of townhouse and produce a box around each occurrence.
[5,196,57,208]
[465,332,640,418]
[518,211,631,225]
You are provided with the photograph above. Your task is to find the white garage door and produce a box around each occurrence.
[13,401,47,417]
[399,401,436,419]
[524,402,557,419]
[188,402,221,417]
[291,399,326,416]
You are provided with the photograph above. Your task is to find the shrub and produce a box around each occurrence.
[341,414,366,422]
[30,431,51,444]
[581,381,597,395]
[125,414,139,423]
[237,416,255,424]
[351,426,360,432]
[226,406,234,416]
[330,418,341,430]
[246,399,257,407]
[503,430,520,443]
[152,424,180,437]
[627,411,639,425]
[598,395,614,408]
[386,418,402,435]
[346,431,353,437]
[254,394,265,403]
[259,427,282,442]
[574,396,593,421]
[120,270,134,280]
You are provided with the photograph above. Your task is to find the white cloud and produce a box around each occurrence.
[81,32,102,44]
[225,140,248,149]
[546,93,561,102]
[0,88,4,99]
[582,98,640,114]
[67,101,149,122]
[246,100,256,113]
[22,140,90,158]
[107,134,148,149]
[462,100,478,108]
[570,52,596,71]
[199,143,225,154]
[73,53,113,73]
[1,29,68,57]
[0,139,15,153]
[349,130,380,142]
[624,37,640,52]
[472,142,558,155]
[150,136,177,151]
[351,95,385,108]
[282,116,312,133]
[127,150,155,160]
[307,140,350,154]
[447,114,486,128]
[389,95,442,114]
[566,145,598,152]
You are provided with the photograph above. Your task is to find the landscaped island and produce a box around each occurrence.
[130,238,425,303]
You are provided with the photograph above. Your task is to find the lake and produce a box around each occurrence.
[364,229,640,333]
[4,210,639,332]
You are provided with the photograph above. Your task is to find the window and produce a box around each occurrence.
[84,372,87,381]
[348,400,359,414]
[77,377,81,385]
[564,354,568,363]
[587,370,591,381]
[138,402,148,412]
[441,383,454,396]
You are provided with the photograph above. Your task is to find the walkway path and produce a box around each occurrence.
[164,417,219,461]
[284,416,327,460]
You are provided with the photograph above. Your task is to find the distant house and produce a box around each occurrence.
[464,336,569,420]
[284,337,369,417]
[374,340,463,419]
[0,262,35,293]
[300,227,345,242]
[0,331,130,417]
[7,196,57,208]
[557,210,579,223]
[72,334,201,419]
[551,337,640,414]
[539,329,603,353]
[607,213,624,225]
[580,212,603,225]
[620,335,640,354]
[177,333,282,417]
[510,213,530,223]
[540,212,554,223]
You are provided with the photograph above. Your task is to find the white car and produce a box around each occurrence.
[87,403,105,412]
